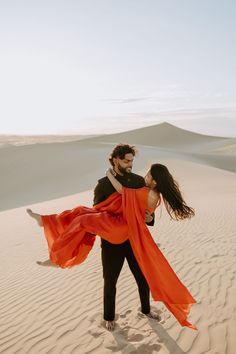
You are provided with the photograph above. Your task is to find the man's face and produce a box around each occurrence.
[113,153,134,175]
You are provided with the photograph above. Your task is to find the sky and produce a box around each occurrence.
[0,0,236,136]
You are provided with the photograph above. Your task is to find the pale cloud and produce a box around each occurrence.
[103,97,151,104]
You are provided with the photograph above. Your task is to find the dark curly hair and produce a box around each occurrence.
[109,144,137,166]
[150,163,195,220]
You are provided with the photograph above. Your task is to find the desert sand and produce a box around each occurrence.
[0,123,235,354]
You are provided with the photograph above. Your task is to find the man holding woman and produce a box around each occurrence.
[27,143,196,330]
[93,143,159,331]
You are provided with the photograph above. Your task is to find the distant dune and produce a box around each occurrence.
[0,134,98,148]
[77,122,229,148]
[0,122,235,211]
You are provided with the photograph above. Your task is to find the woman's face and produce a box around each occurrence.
[144,170,156,187]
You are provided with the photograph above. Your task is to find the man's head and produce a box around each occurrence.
[109,144,137,175]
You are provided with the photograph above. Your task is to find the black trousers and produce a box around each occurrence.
[101,239,150,321]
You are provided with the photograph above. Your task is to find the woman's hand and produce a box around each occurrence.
[106,168,116,177]
[145,210,153,223]
[105,168,122,193]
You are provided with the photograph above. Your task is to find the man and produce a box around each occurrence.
[93,144,159,331]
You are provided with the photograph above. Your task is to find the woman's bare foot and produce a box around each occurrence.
[26,209,43,227]
[36,259,59,268]
[105,320,115,331]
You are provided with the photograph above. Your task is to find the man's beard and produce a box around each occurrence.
[117,162,132,175]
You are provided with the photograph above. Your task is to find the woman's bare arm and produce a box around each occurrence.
[106,168,122,193]
[147,190,160,209]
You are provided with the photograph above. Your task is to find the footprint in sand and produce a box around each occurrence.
[123,327,144,342]
[120,320,129,327]
[120,310,132,318]
[129,343,161,354]
[88,327,103,338]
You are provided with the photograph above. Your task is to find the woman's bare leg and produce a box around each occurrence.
[26,209,43,227]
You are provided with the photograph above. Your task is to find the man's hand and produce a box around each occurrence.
[145,211,153,223]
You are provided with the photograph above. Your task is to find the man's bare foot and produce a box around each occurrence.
[36,259,59,268]
[26,209,43,227]
[146,311,162,321]
[105,320,115,331]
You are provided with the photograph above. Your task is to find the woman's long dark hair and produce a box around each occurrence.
[150,163,195,220]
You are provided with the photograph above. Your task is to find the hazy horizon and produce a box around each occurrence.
[0,119,235,139]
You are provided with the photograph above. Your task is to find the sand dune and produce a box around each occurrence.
[0,124,236,353]
[0,134,98,148]
[0,123,235,211]
[76,122,229,148]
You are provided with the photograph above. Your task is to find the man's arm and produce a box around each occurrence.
[94,173,155,225]
[106,169,122,193]
[106,170,155,225]
[93,180,105,206]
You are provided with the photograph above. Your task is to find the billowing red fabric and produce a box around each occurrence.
[41,186,197,329]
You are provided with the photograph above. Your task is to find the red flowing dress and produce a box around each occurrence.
[41,186,197,329]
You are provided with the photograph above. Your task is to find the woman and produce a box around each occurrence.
[27,163,197,329]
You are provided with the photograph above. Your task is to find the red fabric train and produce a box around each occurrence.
[41,186,197,329]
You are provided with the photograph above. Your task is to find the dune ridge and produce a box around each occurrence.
[0,122,235,212]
